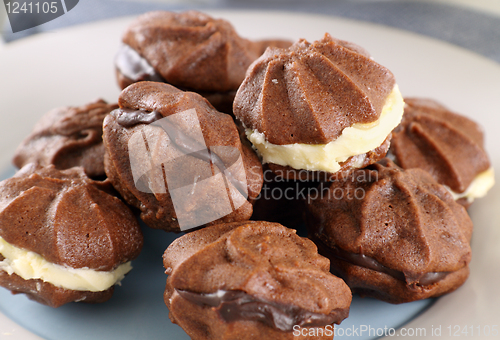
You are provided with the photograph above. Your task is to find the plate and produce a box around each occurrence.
[0,10,499,340]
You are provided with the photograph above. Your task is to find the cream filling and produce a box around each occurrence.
[246,85,404,173]
[0,236,132,292]
[447,167,495,203]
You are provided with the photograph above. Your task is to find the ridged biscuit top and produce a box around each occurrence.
[233,33,396,145]
[12,99,117,178]
[121,10,287,92]
[164,221,351,318]
[391,98,491,193]
[306,159,473,285]
[0,164,143,271]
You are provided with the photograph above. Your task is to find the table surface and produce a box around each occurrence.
[1,0,500,64]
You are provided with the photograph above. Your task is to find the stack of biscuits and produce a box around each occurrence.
[0,10,495,340]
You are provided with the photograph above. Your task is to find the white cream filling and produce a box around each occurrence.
[246,85,404,173]
[446,167,495,203]
[0,236,132,292]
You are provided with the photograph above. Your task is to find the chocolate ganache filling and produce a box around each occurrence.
[176,289,348,332]
[311,235,449,286]
[115,108,163,128]
[115,44,164,83]
[114,108,247,198]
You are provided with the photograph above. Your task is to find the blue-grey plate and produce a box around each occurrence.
[0,11,499,340]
